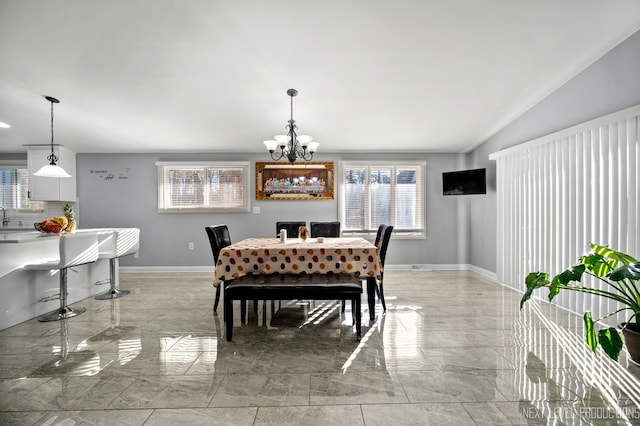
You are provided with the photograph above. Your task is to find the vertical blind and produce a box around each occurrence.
[490,105,640,326]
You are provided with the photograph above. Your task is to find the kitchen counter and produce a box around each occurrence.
[0,227,140,330]
[0,230,61,243]
[0,226,33,231]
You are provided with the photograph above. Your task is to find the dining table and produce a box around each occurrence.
[213,236,382,320]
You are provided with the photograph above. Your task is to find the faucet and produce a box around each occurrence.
[0,206,9,227]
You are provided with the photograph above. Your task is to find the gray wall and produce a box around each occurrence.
[77,152,468,268]
[467,29,640,273]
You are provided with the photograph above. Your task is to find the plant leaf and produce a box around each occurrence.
[583,312,597,354]
[608,262,640,282]
[549,277,560,301]
[521,272,549,309]
[590,243,637,266]
[525,272,549,289]
[598,327,623,361]
[548,265,585,301]
[553,264,586,286]
[520,272,549,309]
[520,288,534,310]
[581,252,616,277]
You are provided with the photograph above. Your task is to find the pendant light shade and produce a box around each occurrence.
[34,96,71,178]
[34,163,71,178]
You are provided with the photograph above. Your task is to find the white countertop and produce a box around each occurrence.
[0,226,33,231]
[0,231,61,243]
[0,229,127,243]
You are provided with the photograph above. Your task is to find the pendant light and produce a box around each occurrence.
[34,96,71,178]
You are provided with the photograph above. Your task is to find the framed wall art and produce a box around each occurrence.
[255,162,334,200]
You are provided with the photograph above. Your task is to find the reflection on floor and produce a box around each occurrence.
[1,270,640,425]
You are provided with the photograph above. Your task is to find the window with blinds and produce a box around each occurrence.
[339,162,426,237]
[0,165,44,210]
[156,162,250,212]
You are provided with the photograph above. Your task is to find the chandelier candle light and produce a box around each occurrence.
[34,96,71,178]
[263,89,319,164]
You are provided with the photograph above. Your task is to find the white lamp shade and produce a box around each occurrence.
[34,164,71,178]
[263,140,278,151]
[274,135,290,144]
[307,141,319,153]
[297,135,313,145]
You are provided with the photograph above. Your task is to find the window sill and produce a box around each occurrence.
[342,230,425,240]
[158,207,250,213]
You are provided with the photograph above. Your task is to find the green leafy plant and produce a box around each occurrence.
[520,243,640,361]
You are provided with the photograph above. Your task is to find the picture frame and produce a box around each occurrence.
[255,162,334,200]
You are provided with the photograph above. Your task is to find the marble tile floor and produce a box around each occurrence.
[1,270,640,425]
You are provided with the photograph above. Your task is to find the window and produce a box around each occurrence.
[0,163,44,211]
[157,162,250,212]
[339,162,425,237]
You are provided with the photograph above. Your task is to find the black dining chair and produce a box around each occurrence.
[206,224,253,322]
[373,224,394,311]
[276,221,306,238]
[345,224,394,314]
[205,224,232,313]
[310,221,341,238]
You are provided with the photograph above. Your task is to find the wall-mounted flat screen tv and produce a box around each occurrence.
[442,168,486,195]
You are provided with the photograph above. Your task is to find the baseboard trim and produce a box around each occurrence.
[467,265,498,281]
[121,264,497,280]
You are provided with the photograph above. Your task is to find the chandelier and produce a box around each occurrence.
[33,96,71,178]
[263,89,319,164]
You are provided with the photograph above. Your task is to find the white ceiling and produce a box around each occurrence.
[1,1,639,155]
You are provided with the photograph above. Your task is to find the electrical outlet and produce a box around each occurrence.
[253,206,260,214]
[188,242,194,250]
[134,252,139,259]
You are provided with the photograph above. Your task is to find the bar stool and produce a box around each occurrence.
[95,228,139,300]
[26,232,99,322]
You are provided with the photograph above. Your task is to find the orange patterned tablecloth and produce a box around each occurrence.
[213,237,380,286]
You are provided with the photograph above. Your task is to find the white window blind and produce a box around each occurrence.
[340,162,425,237]
[490,105,639,326]
[156,162,250,212]
[0,164,44,210]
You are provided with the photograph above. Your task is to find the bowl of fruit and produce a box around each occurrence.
[34,204,77,234]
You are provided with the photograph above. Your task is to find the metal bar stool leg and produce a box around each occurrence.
[39,268,86,322]
[95,258,130,300]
